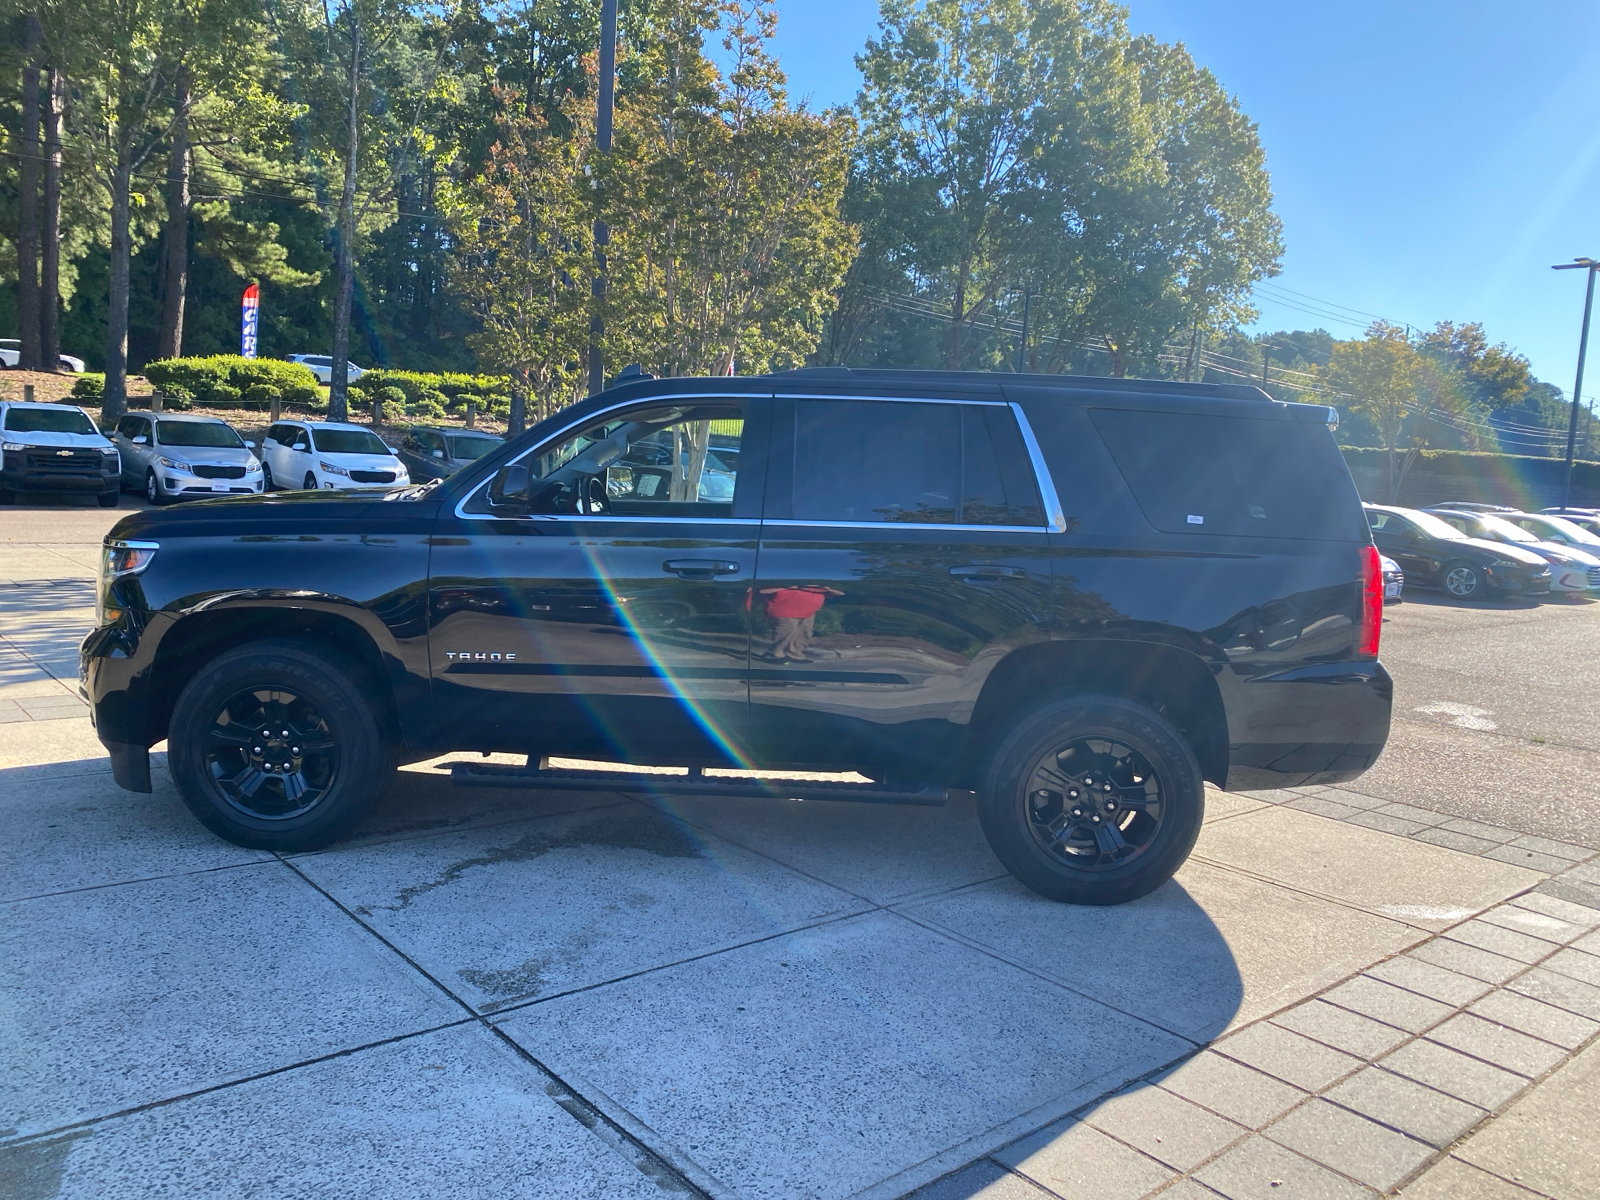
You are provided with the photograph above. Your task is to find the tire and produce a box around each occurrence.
[1441,560,1484,601]
[304,471,317,491]
[145,469,166,506]
[977,694,1204,905]
[262,460,275,490]
[97,490,119,508]
[168,639,394,850]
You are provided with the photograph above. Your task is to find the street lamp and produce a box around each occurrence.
[1552,257,1600,512]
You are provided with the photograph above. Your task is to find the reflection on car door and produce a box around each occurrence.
[749,393,1052,777]
[1369,512,1434,584]
[429,396,767,763]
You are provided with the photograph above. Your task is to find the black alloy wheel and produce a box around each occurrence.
[262,460,275,490]
[1023,736,1164,872]
[1442,561,1484,600]
[169,639,393,849]
[978,694,1204,905]
[203,687,339,820]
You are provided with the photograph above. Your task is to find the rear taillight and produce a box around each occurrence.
[1358,544,1382,659]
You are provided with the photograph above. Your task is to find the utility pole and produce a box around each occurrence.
[588,0,618,395]
[1553,258,1600,512]
[1015,288,1032,372]
[1260,340,1271,389]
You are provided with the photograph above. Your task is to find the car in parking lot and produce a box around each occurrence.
[0,338,85,373]
[285,354,365,384]
[1424,507,1600,595]
[111,412,264,504]
[395,427,504,482]
[0,398,119,505]
[1365,503,1551,600]
[1540,507,1600,536]
[1380,554,1404,602]
[259,420,408,492]
[86,368,1393,907]
[1508,510,1600,552]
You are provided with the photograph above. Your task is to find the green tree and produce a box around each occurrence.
[1327,322,1440,499]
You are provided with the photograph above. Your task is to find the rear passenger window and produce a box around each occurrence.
[791,400,1043,526]
[1089,407,1357,540]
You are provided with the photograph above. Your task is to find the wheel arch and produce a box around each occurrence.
[146,601,408,752]
[968,637,1230,787]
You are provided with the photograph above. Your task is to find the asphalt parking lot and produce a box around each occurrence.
[3,495,1599,1199]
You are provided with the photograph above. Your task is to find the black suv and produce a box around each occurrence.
[83,370,1392,905]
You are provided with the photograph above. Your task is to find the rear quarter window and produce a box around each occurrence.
[1089,407,1364,540]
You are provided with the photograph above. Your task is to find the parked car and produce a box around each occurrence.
[0,399,119,506]
[285,354,365,384]
[1424,508,1600,596]
[1380,554,1404,603]
[0,338,86,373]
[259,420,408,492]
[85,368,1393,907]
[395,426,503,482]
[111,412,264,504]
[1507,511,1600,552]
[1539,507,1600,537]
[1431,501,1518,513]
[1365,503,1551,600]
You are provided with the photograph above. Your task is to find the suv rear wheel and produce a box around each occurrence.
[977,695,1204,905]
[168,639,393,850]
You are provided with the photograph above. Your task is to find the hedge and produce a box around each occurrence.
[350,369,511,417]
[142,356,322,411]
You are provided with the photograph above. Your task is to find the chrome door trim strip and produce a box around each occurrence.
[780,392,1009,407]
[1010,402,1068,533]
[762,519,1050,534]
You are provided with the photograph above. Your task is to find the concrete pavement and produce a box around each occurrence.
[2,508,1598,1199]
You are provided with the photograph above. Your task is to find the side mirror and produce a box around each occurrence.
[385,446,398,454]
[432,449,445,459]
[245,440,257,449]
[132,435,148,445]
[488,463,530,511]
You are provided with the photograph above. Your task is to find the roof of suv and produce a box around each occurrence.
[125,411,229,423]
[762,366,1275,402]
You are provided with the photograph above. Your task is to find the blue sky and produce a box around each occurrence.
[755,0,1600,398]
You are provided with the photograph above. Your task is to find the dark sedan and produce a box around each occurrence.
[1365,503,1551,600]
[396,427,505,482]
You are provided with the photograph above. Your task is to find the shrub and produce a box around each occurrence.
[351,368,511,411]
[143,355,320,408]
[243,384,280,410]
[282,383,319,408]
[405,398,447,419]
[71,374,105,400]
[157,384,194,411]
[376,385,406,408]
[453,392,481,414]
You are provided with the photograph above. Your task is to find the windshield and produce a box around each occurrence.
[312,428,389,455]
[1475,514,1539,543]
[157,420,244,448]
[3,406,98,435]
[1532,514,1600,543]
[447,436,500,461]
[1407,510,1467,540]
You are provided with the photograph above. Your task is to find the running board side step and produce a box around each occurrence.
[447,762,947,806]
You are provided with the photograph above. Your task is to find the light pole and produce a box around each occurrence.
[1553,257,1600,512]
[588,0,618,395]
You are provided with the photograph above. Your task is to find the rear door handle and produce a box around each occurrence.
[663,559,742,579]
[950,564,1026,582]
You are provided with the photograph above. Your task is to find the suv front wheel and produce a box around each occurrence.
[978,695,1204,905]
[168,639,394,850]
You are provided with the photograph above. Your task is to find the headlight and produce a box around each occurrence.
[246,460,262,473]
[100,446,118,457]
[97,539,159,626]
[2,441,24,451]
[158,456,193,473]
[319,461,350,477]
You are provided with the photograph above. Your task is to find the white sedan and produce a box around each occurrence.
[0,339,85,372]
[285,354,366,384]
[259,420,408,493]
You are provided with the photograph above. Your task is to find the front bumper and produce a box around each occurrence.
[1,456,118,493]
[1223,660,1394,791]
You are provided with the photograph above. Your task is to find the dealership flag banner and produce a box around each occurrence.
[241,284,259,358]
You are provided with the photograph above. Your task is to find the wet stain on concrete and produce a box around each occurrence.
[378,807,702,913]
[0,1128,91,1200]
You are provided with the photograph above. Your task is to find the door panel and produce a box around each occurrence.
[750,395,1052,775]
[429,396,767,764]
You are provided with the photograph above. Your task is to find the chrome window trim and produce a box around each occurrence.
[1009,402,1068,533]
[453,391,758,522]
[763,519,1049,534]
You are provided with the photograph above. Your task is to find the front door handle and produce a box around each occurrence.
[663,559,742,579]
[950,564,1026,582]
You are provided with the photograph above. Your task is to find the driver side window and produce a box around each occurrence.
[515,403,744,517]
